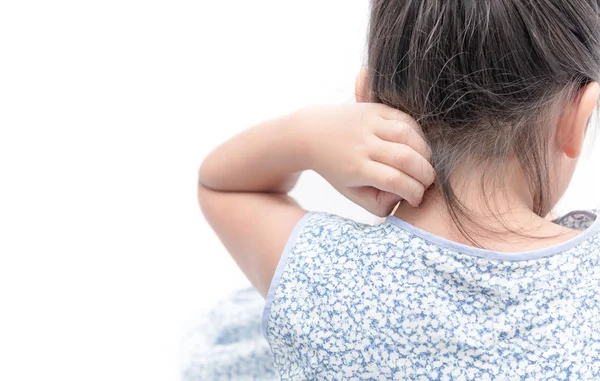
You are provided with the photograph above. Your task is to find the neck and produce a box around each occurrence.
[392,164,578,251]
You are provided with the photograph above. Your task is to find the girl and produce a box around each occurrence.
[197,0,600,379]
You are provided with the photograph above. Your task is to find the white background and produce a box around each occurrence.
[0,1,598,381]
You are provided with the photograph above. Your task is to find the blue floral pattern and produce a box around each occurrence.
[265,210,600,380]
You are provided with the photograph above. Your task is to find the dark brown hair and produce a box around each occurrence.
[367,0,600,243]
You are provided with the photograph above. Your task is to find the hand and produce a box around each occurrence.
[299,103,435,217]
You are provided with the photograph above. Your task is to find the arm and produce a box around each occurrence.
[199,112,309,194]
[198,112,310,296]
[198,104,435,297]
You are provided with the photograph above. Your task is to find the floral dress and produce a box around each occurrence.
[184,210,600,380]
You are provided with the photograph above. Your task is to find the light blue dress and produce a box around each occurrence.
[184,210,600,380]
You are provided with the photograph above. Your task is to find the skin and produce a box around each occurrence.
[198,67,598,297]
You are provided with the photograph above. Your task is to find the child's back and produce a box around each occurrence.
[263,210,600,379]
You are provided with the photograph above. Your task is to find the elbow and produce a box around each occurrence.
[197,161,214,212]
[197,153,230,193]
[197,160,214,206]
[197,161,229,222]
[197,181,208,210]
[197,182,220,226]
[197,156,212,190]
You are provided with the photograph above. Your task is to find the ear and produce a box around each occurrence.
[557,82,599,159]
[355,66,369,103]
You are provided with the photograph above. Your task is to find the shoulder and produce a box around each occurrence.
[262,213,390,337]
[272,212,406,286]
[289,212,389,252]
[299,211,370,234]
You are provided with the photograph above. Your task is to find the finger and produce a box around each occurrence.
[348,186,401,217]
[373,104,423,133]
[370,103,413,122]
[369,139,436,188]
[361,161,426,207]
[373,118,432,162]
